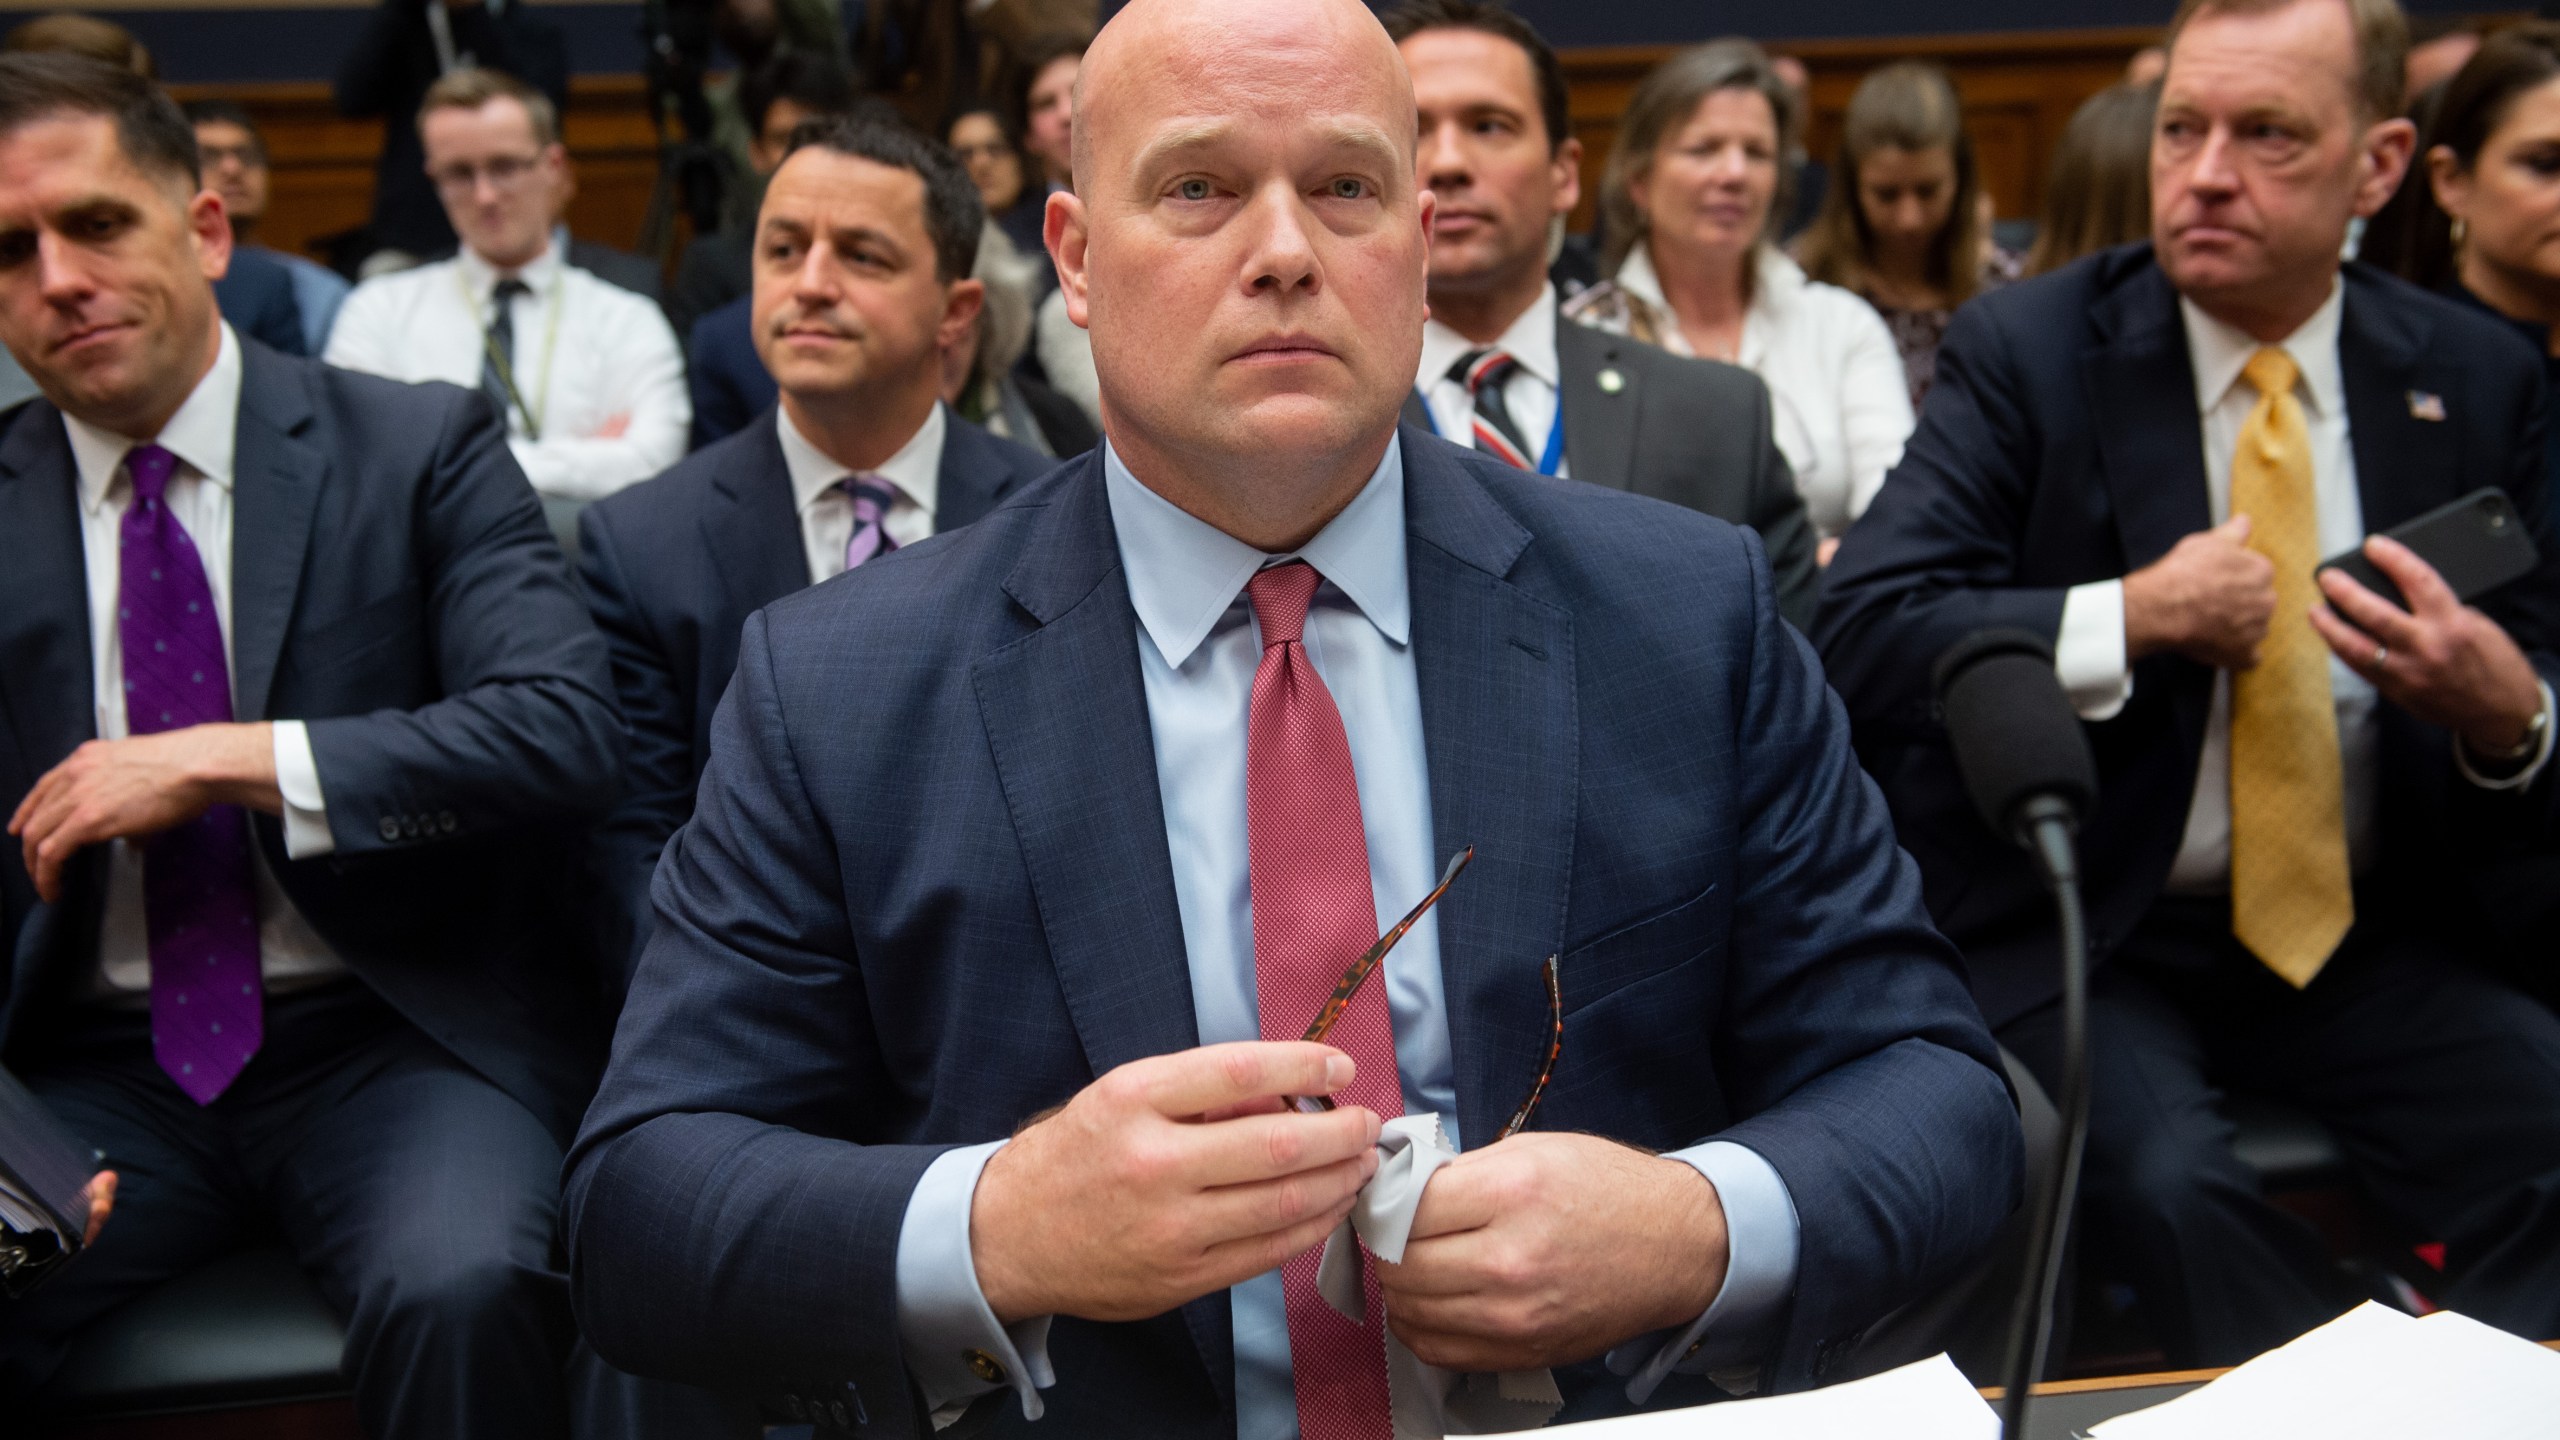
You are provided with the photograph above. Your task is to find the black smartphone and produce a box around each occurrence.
[2316,488,2541,611]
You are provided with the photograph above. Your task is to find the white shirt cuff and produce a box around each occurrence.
[1604,1139,1801,1393]
[2454,680,2557,792]
[2057,579,2134,721]
[271,720,335,859]
[894,1140,1054,1428]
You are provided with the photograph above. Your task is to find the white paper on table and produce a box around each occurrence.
[1314,1114,1565,1437]
[2090,1300,2560,1440]
[1535,1353,1998,1438]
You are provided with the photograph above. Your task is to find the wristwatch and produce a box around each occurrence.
[2478,689,2554,764]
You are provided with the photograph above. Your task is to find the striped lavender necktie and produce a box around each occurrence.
[120,444,263,1104]
[842,476,900,572]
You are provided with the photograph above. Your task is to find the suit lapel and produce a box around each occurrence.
[1555,321,1639,493]
[2083,263,2215,572]
[228,347,326,723]
[934,416,1021,532]
[705,415,811,617]
[967,455,1226,1396]
[2337,268,2441,534]
[1401,432,1579,1150]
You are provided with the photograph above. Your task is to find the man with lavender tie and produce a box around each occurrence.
[565,1,2019,1435]
[0,56,624,1435]
[576,116,1051,994]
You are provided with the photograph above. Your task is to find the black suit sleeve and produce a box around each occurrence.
[577,501,698,998]
[1815,296,2073,733]
[303,388,625,854]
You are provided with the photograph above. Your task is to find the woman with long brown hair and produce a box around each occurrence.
[1797,61,2017,406]
[2024,80,2159,276]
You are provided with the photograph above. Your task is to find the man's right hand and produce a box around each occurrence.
[970,1042,1383,1325]
[2123,514,2276,670]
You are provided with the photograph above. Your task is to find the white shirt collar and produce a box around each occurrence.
[1419,282,1562,394]
[454,235,563,299]
[2180,278,2347,420]
[1101,434,1410,670]
[777,399,946,520]
[67,322,242,515]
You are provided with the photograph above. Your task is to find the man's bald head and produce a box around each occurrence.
[1049,0,1431,551]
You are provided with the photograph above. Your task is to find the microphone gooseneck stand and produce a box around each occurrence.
[1999,797,2091,1440]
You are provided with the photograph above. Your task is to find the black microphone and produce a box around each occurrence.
[1932,629,2098,1440]
[1932,628,2099,892]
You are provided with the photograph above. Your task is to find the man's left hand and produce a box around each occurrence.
[2311,534,2546,754]
[8,724,282,902]
[1377,1132,1728,1373]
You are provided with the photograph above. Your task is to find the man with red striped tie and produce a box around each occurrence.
[564,0,2022,1434]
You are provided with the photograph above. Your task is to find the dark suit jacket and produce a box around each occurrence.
[688,296,773,450]
[213,248,308,357]
[576,407,1050,986]
[0,342,625,1143]
[1403,321,1821,627]
[1815,246,2560,1030]
[563,430,2021,1435]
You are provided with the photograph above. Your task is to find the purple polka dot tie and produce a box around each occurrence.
[119,444,263,1105]
[841,476,900,573]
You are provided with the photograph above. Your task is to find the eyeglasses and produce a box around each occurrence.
[951,141,1016,165]
[428,153,545,196]
[196,142,264,171]
[1294,846,1564,1142]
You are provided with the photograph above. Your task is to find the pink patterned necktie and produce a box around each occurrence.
[1244,561,1398,1440]
[842,476,900,572]
[119,444,263,1104]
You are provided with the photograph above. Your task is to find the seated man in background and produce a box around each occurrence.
[563,0,2020,1433]
[1387,0,1819,628]
[185,98,351,355]
[326,67,687,515]
[579,117,1051,991]
[1817,0,2560,1366]
[0,55,624,1432]
[666,50,860,341]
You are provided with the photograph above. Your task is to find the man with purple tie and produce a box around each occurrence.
[0,55,624,1435]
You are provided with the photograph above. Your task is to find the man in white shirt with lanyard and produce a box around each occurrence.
[325,66,687,513]
[1384,1,1817,626]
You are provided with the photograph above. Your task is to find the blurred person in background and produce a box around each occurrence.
[1567,38,1913,559]
[948,225,1096,456]
[1798,61,2020,408]
[2406,17,2484,99]
[706,0,851,235]
[667,52,861,340]
[335,0,567,275]
[2,12,154,75]
[949,102,1054,294]
[185,100,352,355]
[1768,52,1827,240]
[327,68,686,521]
[1016,34,1081,199]
[2025,79,2160,275]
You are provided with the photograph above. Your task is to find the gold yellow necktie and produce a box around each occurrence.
[2227,346,2354,987]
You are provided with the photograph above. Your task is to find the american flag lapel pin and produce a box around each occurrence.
[2408,390,2447,421]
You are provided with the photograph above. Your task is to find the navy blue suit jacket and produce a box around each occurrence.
[563,430,2019,1435]
[213,248,309,357]
[688,296,775,450]
[1815,248,2560,1030]
[0,342,625,1142]
[576,407,1051,987]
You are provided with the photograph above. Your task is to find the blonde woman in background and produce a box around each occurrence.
[1566,39,1913,555]
[1797,61,2020,407]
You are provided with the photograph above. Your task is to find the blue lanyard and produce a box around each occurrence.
[1419,384,1565,476]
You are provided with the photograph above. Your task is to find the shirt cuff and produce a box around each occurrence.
[894,1140,1055,1428]
[2453,680,2557,792]
[2057,579,2134,721]
[271,721,335,860]
[1604,1140,1801,1398]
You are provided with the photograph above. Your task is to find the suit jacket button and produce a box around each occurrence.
[437,810,458,834]
[829,1399,851,1427]
[781,1395,804,1420]
[964,1348,1007,1384]
[378,816,400,842]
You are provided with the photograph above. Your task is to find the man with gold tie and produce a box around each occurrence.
[1820,0,2560,1368]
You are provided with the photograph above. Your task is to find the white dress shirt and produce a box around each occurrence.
[1415,283,1567,476]
[2055,283,2551,891]
[64,324,347,998]
[323,240,689,502]
[775,401,946,585]
[1571,245,1913,538]
[890,437,1800,1434]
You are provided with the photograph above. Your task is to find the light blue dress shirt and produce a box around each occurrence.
[892,437,1800,1434]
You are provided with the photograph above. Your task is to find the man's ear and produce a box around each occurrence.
[1048,189,1091,329]
[2352,115,2417,220]
[187,187,234,282]
[939,276,987,351]
[1551,135,1584,220]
